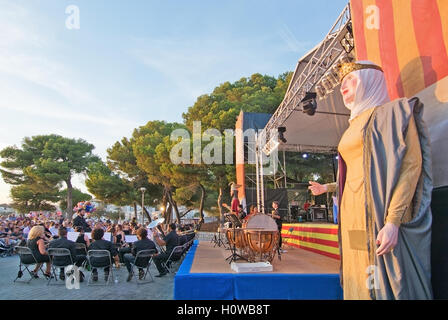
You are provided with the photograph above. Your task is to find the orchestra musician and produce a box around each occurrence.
[271,201,283,251]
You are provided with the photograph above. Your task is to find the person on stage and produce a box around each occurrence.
[271,201,283,252]
[229,182,241,215]
[308,61,433,300]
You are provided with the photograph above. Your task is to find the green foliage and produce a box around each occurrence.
[0,135,99,216]
[10,183,60,213]
[182,72,292,131]
[85,161,130,205]
[284,152,336,183]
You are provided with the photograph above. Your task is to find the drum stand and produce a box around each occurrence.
[224,215,247,264]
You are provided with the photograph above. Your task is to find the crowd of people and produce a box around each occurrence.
[0,210,196,282]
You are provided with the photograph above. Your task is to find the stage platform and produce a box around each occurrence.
[174,240,343,300]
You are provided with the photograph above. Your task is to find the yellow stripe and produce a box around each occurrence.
[285,239,340,255]
[284,231,338,242]
[363,0,382,66]
[283,223,338,230]
[437,0,448,61]
[392,0,425,97]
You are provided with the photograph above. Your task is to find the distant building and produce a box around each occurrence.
[0,204,16,215]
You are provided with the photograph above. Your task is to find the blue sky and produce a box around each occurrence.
[0,0,348,203]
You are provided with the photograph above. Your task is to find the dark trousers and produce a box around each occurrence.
[119,247,131,263]
[59,255,86,274]
[153,253,170,274]
[277,224,283,249]
[92,267,110,274]
[123,253,144,273]
[90,256,112,275]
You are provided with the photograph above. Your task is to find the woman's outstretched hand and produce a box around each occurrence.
[308,181,328,196]
[376,222,399,256]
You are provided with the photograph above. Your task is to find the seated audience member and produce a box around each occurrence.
[124,227,157,281]
[49,222,58,236]
[114,224,125,246]
[48,227,86,281]
[88,228,118,281]
[10,226,25,246]
[177,227,189,246]
[22,221,32,238]
[152,223,180,277]
[74,226,90,249]
[26,226,52,278]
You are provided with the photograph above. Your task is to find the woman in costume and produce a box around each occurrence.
[309,61,433,300]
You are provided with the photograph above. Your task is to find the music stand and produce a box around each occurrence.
[212,227,226,248]
[224,214,247,264]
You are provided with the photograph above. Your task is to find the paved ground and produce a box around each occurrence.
[0,255,174,300]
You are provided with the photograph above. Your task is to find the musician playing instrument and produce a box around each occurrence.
[271,201,283,251]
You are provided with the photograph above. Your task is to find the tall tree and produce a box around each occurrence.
[10,182,60,213]
[0,135,99,218]
[107,137,162,221]
[181,73,292,222]
[132,121,185,223]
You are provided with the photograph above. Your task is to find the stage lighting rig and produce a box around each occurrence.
[340,22,354,53]
[278,127,287,143]
[298,92,317,116]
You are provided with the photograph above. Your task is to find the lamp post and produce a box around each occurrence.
[140,187,146,225]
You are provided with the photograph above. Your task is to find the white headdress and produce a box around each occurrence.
[343,60,390,121]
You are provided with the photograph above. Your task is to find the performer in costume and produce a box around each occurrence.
[309,61,433,300]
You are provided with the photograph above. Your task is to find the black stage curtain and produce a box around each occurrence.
[244,188,289,218]
[431,186,448,299]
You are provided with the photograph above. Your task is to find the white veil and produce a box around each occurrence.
[345,60,390,121]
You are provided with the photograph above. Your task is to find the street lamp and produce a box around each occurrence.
[140,187,146,225]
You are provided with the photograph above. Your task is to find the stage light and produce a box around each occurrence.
[278,127,287,143]
[321,78,333,93]
[325,71,339,87]
[302,153,308,159]
[299,92,317,116]
[315,85,326,100]
[335,155,339,160]
[340,22,354,53]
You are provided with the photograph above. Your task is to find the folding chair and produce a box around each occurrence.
[181,242,189,257]
[13,246,44,283]
[129,249,157,284]
[47,248,74,286]
[74,243,88,269]
[162,245,184,273]
[155,243,166,255]
[86,250,114,285]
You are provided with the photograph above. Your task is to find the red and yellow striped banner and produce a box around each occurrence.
[350,0,448,99]
[282,223,340,260]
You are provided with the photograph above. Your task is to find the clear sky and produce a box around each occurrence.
[0,0,348,204]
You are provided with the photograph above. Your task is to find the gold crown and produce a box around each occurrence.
[337,62,383,81]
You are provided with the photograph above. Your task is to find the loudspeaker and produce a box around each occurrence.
[310,207,328,222]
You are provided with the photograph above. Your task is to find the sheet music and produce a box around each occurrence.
[67,231,92,241]
[67,232,79,242]
[125,235,138,243]
[103,232,112,241]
